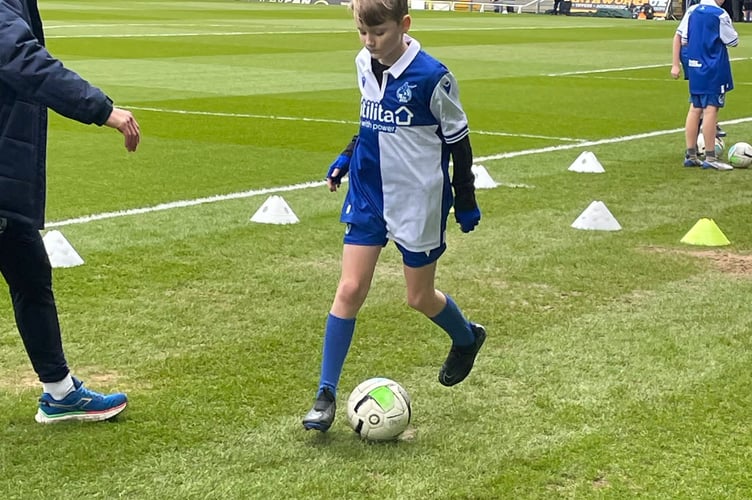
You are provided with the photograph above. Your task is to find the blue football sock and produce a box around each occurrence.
[318,313,356,398]
[430,294,474,347]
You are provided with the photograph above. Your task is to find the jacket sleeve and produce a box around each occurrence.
[0,6,112,126]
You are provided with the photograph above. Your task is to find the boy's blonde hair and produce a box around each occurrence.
[350,0,408,26]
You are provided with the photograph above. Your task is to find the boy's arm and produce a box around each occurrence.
[449,136,481,233]
[427,71,480,231]
[671,33,683,79]
[720,15,738,47]
[449,136,477,213]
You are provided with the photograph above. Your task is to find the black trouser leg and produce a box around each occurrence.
[0,218,69,383]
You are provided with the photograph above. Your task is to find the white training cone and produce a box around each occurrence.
[568,151,605,173]
[250,195,299,224]
[571,200,622,231]
[471,164,499,189]
[42,230,84,268]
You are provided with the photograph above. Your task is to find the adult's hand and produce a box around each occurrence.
[105,107,141,152]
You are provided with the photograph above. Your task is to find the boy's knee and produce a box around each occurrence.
[335,280,369,309]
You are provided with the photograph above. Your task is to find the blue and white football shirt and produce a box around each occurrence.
[342,36,469,253]
[676,0,738,95]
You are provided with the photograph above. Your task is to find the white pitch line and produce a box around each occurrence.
[126,106,583,142]
[476,128,681,162]
[547,63,668,77]
[569,75,752,86]
[568,76,674,82]
[43,24,612,40]
[547,57,751,77]
[44,23,246,29]
[476,116,752,162]
[45,30,352,39]
[45,181,325,228]
[48,117,752,228]
[473,130,583,142]
[127,106,355,126]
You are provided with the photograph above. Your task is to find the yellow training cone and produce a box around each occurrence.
[680,218,731,246]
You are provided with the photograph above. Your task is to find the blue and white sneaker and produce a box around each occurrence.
[684,156,702,167]
[701,159,733,171]
[35,377,128,424]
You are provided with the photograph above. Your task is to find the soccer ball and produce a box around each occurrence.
[697,133,724,158]
[727,142,752,168]
[346,377,411,441]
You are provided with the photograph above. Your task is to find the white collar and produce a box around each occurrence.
[356,35,421,79]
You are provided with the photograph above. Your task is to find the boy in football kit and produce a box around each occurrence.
[671,0,738,170]
[302,0,485,432]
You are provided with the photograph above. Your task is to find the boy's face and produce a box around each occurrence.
[356,15,411,66]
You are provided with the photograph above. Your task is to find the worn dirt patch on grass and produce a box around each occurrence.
[645,246,752,276]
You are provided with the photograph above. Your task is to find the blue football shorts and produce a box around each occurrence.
[343,220,446,268]
[689,93,725,109]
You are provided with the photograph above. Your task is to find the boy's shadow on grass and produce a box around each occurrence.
[302,425,417,451]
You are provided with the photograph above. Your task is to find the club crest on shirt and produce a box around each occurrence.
[396,82,417,103]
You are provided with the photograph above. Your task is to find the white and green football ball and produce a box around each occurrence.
[697,133,724,158]
[727,142,752,168]
[347,377,411,441]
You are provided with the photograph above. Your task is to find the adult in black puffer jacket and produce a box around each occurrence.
[0,0,141,423]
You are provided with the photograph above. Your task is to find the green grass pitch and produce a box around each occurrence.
[1,0,752,497]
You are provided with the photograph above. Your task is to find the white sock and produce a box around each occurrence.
[42,375,75,401]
